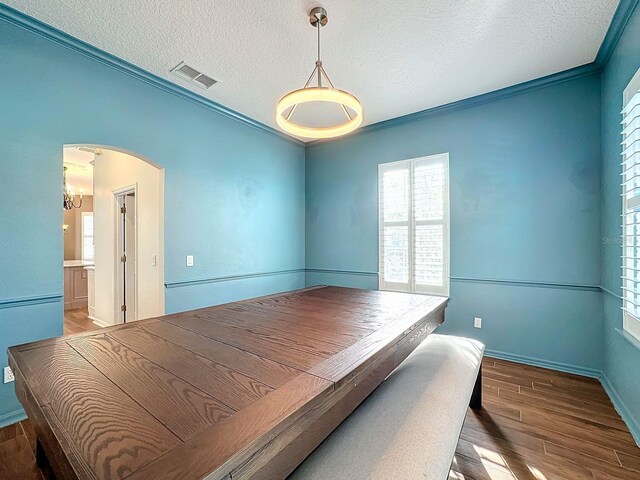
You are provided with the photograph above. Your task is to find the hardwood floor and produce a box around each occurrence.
[63,308,98,335]
[0,420,53,480]
[451,357,640,480]
[1,357,638,479]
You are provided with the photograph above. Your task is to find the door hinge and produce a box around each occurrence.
[121,304,127,312]
[121,205,126,214]
[121,254,126,263]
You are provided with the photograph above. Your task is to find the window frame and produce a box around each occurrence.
[378,153,450,297]
[622,68,640,343]
[81,211,95,263]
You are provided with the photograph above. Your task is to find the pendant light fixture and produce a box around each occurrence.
[276,7,363,139]
[63,165,83,210]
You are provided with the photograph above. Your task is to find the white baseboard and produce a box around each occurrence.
[89,316,111,328]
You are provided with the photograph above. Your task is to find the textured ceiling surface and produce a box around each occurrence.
[64,148,94,195]
[6,0,619,141]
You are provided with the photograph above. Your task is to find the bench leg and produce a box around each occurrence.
[469,364,482,410]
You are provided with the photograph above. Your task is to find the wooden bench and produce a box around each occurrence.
[288,334,485,480]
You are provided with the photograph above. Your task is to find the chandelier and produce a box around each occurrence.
[276,7,363,139]
[63,166,83,210]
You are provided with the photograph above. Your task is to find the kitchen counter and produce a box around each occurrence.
[63,261,92,310]
[63,260,95,268]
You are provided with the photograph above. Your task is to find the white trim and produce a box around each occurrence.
[378,153,450,296]
[624,69,640,106]
[624,311,640,343]
[89,316,110,328]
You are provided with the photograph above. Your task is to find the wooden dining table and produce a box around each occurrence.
[8,286,448,480]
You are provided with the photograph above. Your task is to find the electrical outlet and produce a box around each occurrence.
[474,317,482,328]
[186,255,194,267]
[3,366,14,384]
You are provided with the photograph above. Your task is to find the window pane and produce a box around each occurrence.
[382,225,409,283]
[82,213,94,262]
[415,224,443,286]
[414,163,444,221]
[83,214,93,235]
[383,169,409,222]
[83,242,94,262]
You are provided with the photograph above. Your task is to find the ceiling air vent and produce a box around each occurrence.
[170,62,218,90]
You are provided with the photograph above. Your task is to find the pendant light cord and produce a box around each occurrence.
[317,20,322,87]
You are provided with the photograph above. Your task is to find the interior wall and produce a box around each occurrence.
[0,16,305,426]
[93,149,163,325]
[63,195,93,260]
[600,1,640,443]
[2,1,635,439]
[305,72,603,375]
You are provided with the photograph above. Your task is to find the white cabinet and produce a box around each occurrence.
[63,266,89,310]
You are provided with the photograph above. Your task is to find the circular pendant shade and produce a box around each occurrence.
[276,87,363,139]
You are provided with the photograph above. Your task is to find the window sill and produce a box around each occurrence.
[616,328,640,352]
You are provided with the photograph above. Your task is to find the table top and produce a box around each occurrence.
[9,286,448,480]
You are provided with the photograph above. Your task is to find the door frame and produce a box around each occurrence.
[113,184,138,324]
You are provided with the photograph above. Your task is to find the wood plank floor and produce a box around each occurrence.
[451,357,640,480]
[63,308,99,335]
[1,356,638,479]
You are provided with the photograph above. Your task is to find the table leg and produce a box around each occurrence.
[36,438,49,466]
[35,438,57,479]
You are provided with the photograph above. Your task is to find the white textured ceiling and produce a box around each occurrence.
[64,148,94,195]
[7,0,619,141]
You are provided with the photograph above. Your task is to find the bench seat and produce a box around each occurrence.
[288,334,485,480]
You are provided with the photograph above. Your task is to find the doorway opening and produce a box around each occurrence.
[62,145,164,332]
[62,147,96,334]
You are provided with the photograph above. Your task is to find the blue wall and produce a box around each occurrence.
[3,1,640,443]
[305,73,604,376]
[0,15,305,425]
[600,1,640,443]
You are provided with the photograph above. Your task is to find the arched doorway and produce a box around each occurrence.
[63,145,165,328]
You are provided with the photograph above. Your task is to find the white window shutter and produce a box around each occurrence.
[622,69,640,342]
[413,156,449,295]
[379,162,411,292]
[379,154,450,296]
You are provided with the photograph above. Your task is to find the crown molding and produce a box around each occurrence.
[0,4,303,147]
[307,63,601,147]
[595,0,640,67]
[3,1,635,149]
[306,0,639,147]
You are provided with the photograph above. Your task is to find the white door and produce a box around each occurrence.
[120,193,136,322]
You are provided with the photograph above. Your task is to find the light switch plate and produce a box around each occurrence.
[186,255,194,267]
[3,366,14,384]
[474,317,482,328]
